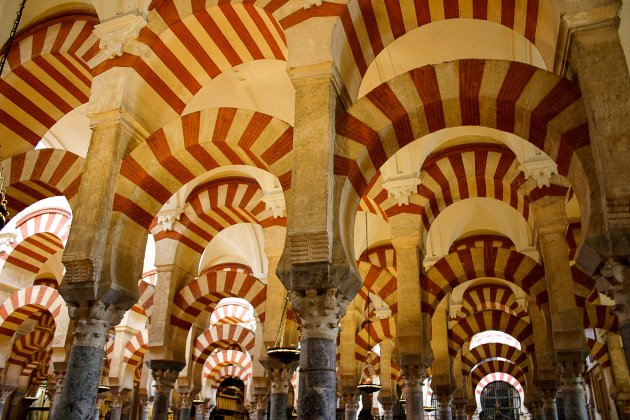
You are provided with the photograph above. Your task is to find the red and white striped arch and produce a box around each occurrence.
[457,284,528,320]
[210,301,254,326]
[331,0,557,99]
[130,278,155,319]
[475,373,525,408]
[2,149,84,222]
[98,2,290,130]
[103,336,115,377]
[18,348,52,383]
[206,364,251,389]
[356,262,397,312]
[0,286,64,337]
[1,15,99,158]
[204,349,253,385]
[1,207,71,275]
[123,329,149,369]
[472,360,527,390]
[193,324,256,368]
[422,246,546,316]
[462,342,530,376]
[571,266,597,308]
[449,311,533,356]
[355,317,397,361]
[363,144,532,234]
[7,327,54,368]
[335,60,591,231]
[153,177,284,255]
[449,234,516,254]
[171,269,266,331]
[587,337,610,369]
[358,244,397,274]
[114,108,293,228]
[583,304,618,332]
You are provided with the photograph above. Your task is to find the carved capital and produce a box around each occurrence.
[342,393,360,411]
[262,360,297,394]
[519,157,559,188]
[0,390,12,404]
[289,288,348,340]
[382,176,421,206]
[179,392,192,409]
[596,258,630,322]
[156,207,184,232]
[147,360,185,393]
[69,301,125,348]
[262,190,286,219]
[556,359,586,388]
[400,365,425,390]
[93,14,147,60]
[303,0,322,8]
[0,233,15,254]
[250,392,269,411]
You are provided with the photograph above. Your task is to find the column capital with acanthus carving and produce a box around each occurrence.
[261,359,298,394]
[68,301,126,349]
[289,288,348,340]
[147,360,186,393]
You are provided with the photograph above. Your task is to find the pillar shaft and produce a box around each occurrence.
[148,360,185,420]
[178,393,191,420]
[342,394,359,420]
[401,365,424,420]
[264,361,297,420]
[290,289,347,420]
[558,361,588,420]
[51,303,124,420]
[540,388,559,420]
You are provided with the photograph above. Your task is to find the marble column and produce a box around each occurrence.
[379,397,394,420]
[202,402,214,420]
[138,396,150,420]
[539,386,559,420]
[464,403,477,420]
[289,289,348,420]
[250,392,268,420]
[48,367,66,419]
[51,303,125,420]
[7,391,23,420]
[0,390,12,420]
[178,393,191,420]
[147,360,185,420]
[452,400,466,420]
[557,360,588,420]
[524,399,543,420]
[341,393,359,420]
[109,389,127,420]
[400,365,424,420]
[266,361,298,420]
[92,394,107,420]
[436,392,453,420]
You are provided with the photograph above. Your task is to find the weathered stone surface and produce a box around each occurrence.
[50,346,105,420]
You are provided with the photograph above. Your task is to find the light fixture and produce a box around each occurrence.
[357,214,381,395]
[267,296,300,364]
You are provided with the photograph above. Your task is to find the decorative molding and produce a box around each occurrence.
[0,233,16,254]
[289,288,348,340]
[304,0,323,8]
[93,14,147,60]
[262,190,286,219]
[519,157,558,188]
[156,207,184,232]
[382,175,420,206]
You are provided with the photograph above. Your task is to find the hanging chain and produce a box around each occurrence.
[0,0,28,77]
[274,295,290,348]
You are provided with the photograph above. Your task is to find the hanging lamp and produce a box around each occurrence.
[357,213,381,395]
[267,296,300,364]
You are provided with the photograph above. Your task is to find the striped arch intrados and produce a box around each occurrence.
[423,247,547,315]
[448,310,533,355]
[2,150,84,221]
[462,342,529,375]
[475,374,525,409]
[114,108,293,229]
[0,286,64,337]
[458,283,527,319]
[332,0,557,100]
[1,15,99,158]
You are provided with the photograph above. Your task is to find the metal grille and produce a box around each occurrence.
[479,381,521,419]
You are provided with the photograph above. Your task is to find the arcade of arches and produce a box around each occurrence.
[1,0,630,419]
